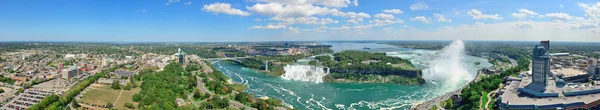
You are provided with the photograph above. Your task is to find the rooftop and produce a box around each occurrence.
[501,77,600,106]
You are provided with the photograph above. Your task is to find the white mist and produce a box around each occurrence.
[422,40,471,84]
[282,65,329,83]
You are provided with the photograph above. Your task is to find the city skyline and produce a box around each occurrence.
[2,0,600,42]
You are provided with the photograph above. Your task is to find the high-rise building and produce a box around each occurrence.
[57,62,64,73]
[588,58,598,78]
[532,45,550,86]
[177,48,185,64]
[540,40,550,51]
[62,66,79,80]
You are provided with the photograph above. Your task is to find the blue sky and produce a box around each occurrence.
[1,0,600,42]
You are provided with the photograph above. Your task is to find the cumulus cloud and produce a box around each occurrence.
[433,13,451,22]
[250,24,287,29]
[545,13,575,21]
[382,9,403,14]
[203,3,251,16]
[255,0,354,8]
[410,3,428,10]
[270,16,339,25]
[336,12,371,19]
[347,19,363,24]
[314,26,328,32]
[410,16,431,23]
[371,19,404,26]
[247,3,341,18]
[288,27,300,33]
[511,9,538,20]
[474,22,485,26]
[467,9,502,20]
[374,13,395,19]
[578,2,600,20]
[331,25,351,31]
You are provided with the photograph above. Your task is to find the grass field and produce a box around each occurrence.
[78,81,142,110]
[480,91,489,109]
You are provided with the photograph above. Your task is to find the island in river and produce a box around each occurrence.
[236,50,425,85]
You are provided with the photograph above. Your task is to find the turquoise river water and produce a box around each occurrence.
[212,42,492,110]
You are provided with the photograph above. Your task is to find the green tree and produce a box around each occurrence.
[72,99,80,108]
[123,82,132,90]
[124,102,135,109]
[105,102,114,108]
[111,80,121,90]
[132,93,142,102]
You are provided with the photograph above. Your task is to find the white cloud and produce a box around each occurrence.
[140,9,147,13]
[371,19,404,26]
[250,24,287,29]
[560,4,563,8]
[247,3,342,18]
[165,0,180,5]
[254,18,263,21]
[382,9,403,14]
[374,13,395,19]
[347,19,363,24]
[184,2,192,5]
[255,0,354,8]
[391,21,600,41]
[270,16,339,25]
[288,27,300,33]
[474,22,485,27]
[314,26,328,32]
[433,13,451,22]
[578,2,600,20]
[467,9,502,20]
[203,3,251,16]
[410,16,431,24]
[336,12,371,19]
[410,3,428,10]
[545,13,574,21]
[331,25,351,31]
[511,9,538,20]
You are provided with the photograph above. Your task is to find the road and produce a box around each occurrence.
[508,58,518,68]
[483,84,502,109]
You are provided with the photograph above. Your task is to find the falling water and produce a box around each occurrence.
[421,40,471,87]
[281,65,329,83]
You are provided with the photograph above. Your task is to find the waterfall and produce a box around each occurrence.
[282,65,329,83]
[421,40,471,85]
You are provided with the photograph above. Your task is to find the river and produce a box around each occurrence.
[212,41,492,110]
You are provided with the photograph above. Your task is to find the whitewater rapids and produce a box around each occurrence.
[282,65,329,83]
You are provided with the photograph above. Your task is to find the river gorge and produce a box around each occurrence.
[212,40,492,109]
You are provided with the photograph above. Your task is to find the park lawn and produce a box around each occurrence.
[480,91,489,109]
[78,81,143,110]
[79,84,120,106]
[114,86,141,110]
